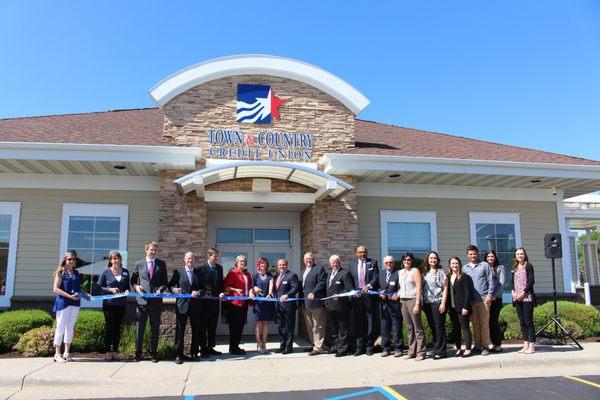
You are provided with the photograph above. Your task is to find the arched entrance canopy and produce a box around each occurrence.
[150,54,369,115]
[174,161,353,200]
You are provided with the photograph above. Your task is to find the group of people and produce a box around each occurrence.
[51,242,537,364]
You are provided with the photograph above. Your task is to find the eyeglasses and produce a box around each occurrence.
[384,261,394,264]
[66,258,75,261]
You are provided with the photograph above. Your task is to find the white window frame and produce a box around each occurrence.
[60,203,129,308]
[380,210,438,263]
[0,202,21,308]
[469,212,521,303]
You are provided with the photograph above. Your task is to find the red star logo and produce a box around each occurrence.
[270,90,286,121]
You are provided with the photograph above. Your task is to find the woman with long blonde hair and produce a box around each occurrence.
[52,251,90,362]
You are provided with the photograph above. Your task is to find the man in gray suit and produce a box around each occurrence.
[131,241,168,362]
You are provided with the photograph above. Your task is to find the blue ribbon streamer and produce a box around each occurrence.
[87,289,387,302]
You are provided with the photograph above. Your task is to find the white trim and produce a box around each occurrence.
[564,209,600,220]
[205,158,318,170]
[468,212,522,249]
[0,174,160,191]
[0,202,21,308]
[60,204,129,308]
[357,182,560,201]
[0,142,202,169]
[379,210,438,264]
[568,231,580,286]
[555,193,574,293]
[320,153,600,180]
[149,54,370,115]
[204,191,315,205]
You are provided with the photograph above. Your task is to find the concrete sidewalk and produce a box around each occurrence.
[1,341,598,400]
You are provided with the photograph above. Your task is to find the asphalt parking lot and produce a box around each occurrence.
[98,375,600,400]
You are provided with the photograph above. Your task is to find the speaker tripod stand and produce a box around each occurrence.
[535,257,583,350]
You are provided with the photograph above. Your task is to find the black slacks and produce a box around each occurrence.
[174,310,202,357]
[515,301,535,342]
[489,297,504,346]
[277,306,296,352]
[227,303,247,350]
[353,296,379,351]
[102,304,126,353]
[448,307,472,349]
[423,302,447,356]
[200,301,220,352]
[380,301,403,351]
[135,301,161,357]
[328,308,350,354]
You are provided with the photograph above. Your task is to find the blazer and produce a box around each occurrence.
[446,273,473,314]
[300,264,327,309]
[198,262,224,297]
[378,268,400,298]
[349,257,379,291]
[168,267,205,315]
[325,268,354,312]
[131,258,168,306]
[511,262,537,306]
[274,269,300,312]
[97,267,130,306]
[223,268,252,308]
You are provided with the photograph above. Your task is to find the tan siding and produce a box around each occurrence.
[0,188,159,298]
[358,197,563,293]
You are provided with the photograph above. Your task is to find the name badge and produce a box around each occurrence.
[390,282,396,286]
[335,281,341,284]
[123,272,128,276]
[368,267,373,271]
[283,281,288,284]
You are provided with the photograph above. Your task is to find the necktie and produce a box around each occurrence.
[358,260,366,288]
[276,272,284,289]
[148,260,154,279]
[186,269,193,284]
[386,271,391,284]
[329,270,337,286]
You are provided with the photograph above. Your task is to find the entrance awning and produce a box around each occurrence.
[174,161,353,200]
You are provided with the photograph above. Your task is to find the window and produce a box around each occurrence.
[216,228,291,245]
[0,203,20,307]
[381,211,437,269]
[469,213,521,295]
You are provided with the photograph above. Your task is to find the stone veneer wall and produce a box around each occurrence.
[162,75,355,161]
[300,176,358,268]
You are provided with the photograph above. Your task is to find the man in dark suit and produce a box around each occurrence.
[168,251,205,364]
[299,252,327,356]
[197,247,225,358]
[349,245,380,356]
[378,255,404,357]
[274,258,299,354]
[325,254,354,357]
[131,241,168,362]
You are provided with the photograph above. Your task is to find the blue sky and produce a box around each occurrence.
[1,0,599,161]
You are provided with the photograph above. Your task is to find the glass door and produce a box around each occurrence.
[0,203,20,308]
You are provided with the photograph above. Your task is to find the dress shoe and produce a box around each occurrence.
[174,356,183,364]
[151,356,159,363]
[433,354,445,360]
[335,351,347,357]
[393,351,403,358]
[353,349,365,356]
[200,352,210,358]
[366,348,374,356]
[282,349,293,355]
[481,349,490,356]
[308,350,321,356]
[189,355,201,361]
[275,348,284,353]
[208,348,222,356]
[229,348,246,355]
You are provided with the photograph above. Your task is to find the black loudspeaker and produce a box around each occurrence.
[544,233,562,259]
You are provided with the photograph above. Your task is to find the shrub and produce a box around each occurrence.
[119,324,174,359]
[0,309,53,352]
[13,326,54,357]
[70,310,105,352]
[537,301,600,337]
[157,339,174,359]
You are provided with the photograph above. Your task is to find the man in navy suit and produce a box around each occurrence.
[197,248,225,358]
[131,241,168,362]
[378,255,404,357]
[274,258,299,354]
[349,245,380,356]
[168,251,205,364]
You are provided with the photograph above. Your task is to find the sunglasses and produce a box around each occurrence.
[66,258,75,261]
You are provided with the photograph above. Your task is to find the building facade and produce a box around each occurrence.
[2,55,600,336]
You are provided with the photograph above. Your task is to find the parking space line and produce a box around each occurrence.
[323,388,379,400]
[378,386,409,400]
[564,376,600,389]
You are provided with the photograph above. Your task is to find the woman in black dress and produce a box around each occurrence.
[250,257,274,353]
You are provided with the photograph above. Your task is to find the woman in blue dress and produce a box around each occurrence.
[52,251,90,363]
[250,257,274,353]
